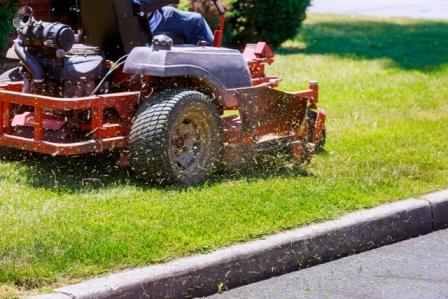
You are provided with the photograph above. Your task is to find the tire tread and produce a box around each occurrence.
[129,90,223,184]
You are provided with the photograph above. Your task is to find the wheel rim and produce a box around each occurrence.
[169,110,212,174]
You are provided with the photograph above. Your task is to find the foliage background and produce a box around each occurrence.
[180,0,311,47]
[0,1,17,53]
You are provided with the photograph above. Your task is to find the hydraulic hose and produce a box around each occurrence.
[13,38,44,83]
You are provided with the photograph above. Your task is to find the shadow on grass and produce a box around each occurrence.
[3,151,311,192]
[280,19,448,71]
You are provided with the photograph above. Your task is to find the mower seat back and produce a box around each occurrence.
[80,0,150,59]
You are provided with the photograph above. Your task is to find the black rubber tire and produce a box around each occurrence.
[129,90,223,185]
[0,67,23,85]
[307,109,326,151]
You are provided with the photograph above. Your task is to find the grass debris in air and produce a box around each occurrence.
[1,14,448,296]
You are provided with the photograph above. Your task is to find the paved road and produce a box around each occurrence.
[209,229,448,299]
[309,0,448,19]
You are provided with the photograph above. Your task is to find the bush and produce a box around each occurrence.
[179,0,231,29]
[228,0,310,48]
[180,0,310,48]
[0,1,17,53]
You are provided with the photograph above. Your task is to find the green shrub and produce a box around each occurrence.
[180,0,310,48]
[0,1,17,53]
[179,0,231,29]
[178,0,189,10]
[228,0,310,47]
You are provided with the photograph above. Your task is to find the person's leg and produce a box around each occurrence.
[190,12,214,45]
[154,7,214,45]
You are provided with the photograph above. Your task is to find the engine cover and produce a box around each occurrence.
[28,44,106,98]
[61,55,105,81]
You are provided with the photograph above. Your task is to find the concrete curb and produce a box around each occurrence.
[421,190,448,230]
[31,190,448,299]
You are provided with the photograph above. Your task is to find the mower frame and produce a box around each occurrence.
[0,76,324,158]
[0,0,327,183]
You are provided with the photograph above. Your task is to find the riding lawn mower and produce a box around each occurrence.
[0,0,326,185]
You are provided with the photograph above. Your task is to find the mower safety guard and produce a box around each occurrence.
[0,82,140,156]
[223,81,323,149]
[221,82,324,167]
[237,86,308,136]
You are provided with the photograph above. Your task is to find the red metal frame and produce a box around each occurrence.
[0,82,140,156]
[0,78,324,158]
[243,42,280,87]
[213,0,226,48]
[214,14,225,48]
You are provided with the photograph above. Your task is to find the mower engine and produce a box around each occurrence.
[13,6,106,98]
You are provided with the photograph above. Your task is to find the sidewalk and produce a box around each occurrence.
[309,0,448,20]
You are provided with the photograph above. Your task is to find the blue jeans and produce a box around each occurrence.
[153,7,214,45]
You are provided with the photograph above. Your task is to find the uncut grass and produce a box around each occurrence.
[1,14,448,293]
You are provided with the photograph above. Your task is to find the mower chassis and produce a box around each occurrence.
[0,82,140,156]
[0,81,325,161]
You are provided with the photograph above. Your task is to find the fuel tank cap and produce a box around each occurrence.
[152,34,173,51]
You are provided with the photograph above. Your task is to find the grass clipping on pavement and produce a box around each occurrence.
[1,14,448,296]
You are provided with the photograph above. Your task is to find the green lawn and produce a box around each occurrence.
[1,14,448,297]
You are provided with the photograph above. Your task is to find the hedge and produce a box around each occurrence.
[180,0,311,48]
[0,2,17,53]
